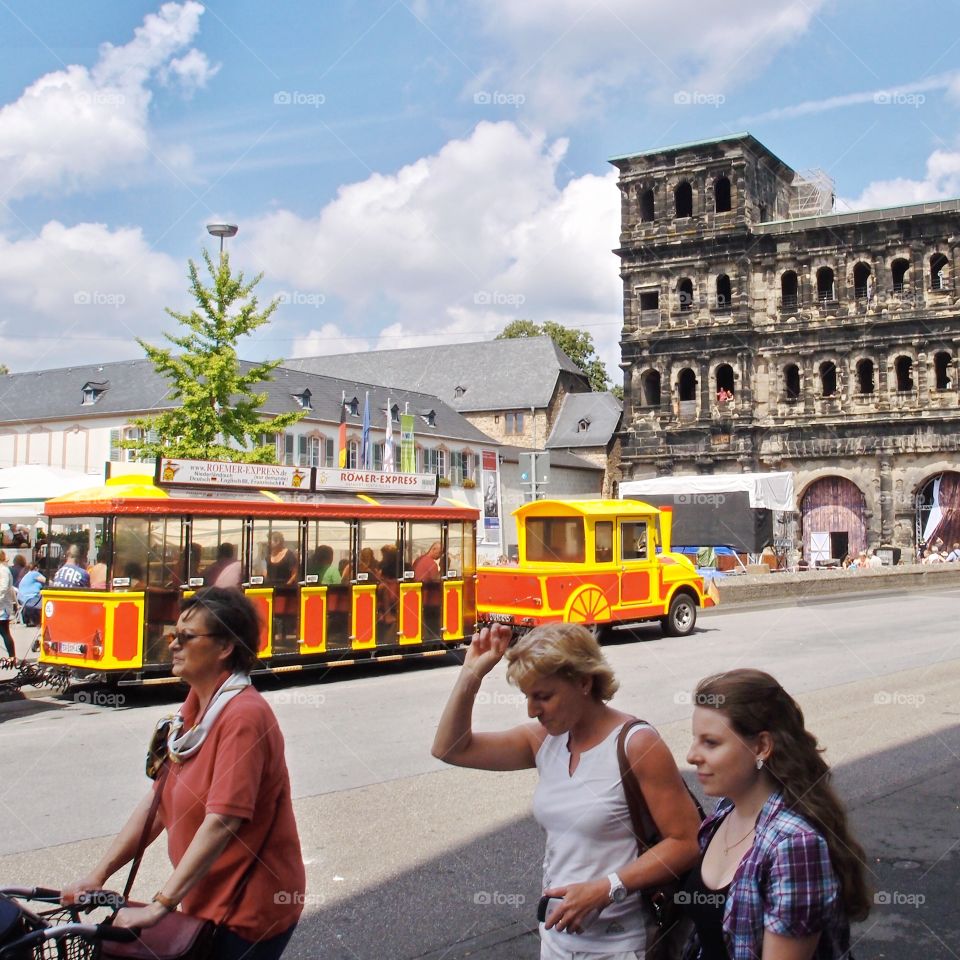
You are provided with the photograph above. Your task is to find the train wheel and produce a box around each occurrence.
[566,586,612,636]
[660,593,697,637]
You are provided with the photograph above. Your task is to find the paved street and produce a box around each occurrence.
[1,587,958,959]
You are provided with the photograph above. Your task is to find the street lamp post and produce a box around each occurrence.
[206,223,238,257]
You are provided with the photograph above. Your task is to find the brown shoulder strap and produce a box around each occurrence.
[616,718,659,855]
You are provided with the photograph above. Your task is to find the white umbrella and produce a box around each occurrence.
[0,467,101,523]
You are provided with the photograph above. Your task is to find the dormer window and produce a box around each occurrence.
[294,388,312,410]
[420,409,436,427]
[81,381,108,405]
[347,396,360,416]
[390,404,400,423]
[454,385,466,398]
[577,418,591,433]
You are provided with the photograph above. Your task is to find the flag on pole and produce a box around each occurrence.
[383,397,395,472]
[361,391,371,469]
[400,408,416,473]
[338,392,347,467]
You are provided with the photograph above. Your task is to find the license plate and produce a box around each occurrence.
[485,613,514,624]
[59,641,86,655]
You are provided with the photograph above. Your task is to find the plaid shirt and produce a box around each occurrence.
[683,792,852,960]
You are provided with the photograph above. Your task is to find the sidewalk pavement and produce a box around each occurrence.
[430,761,959,960]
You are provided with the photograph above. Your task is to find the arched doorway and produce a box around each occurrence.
[916,471,960,552]
[800,477,867,563]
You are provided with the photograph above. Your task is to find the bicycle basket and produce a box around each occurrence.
[0,904,99,960]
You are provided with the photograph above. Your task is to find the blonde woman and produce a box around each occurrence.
[433,623,700,960]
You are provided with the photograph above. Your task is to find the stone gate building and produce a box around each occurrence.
[611,132,960,561]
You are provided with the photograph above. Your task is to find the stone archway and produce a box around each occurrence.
[800,476,867,563]
[915,471,960,554]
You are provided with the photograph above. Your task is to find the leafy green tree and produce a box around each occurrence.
[497,319,611,392]
[0,364,8,375]
[122,250,305,463]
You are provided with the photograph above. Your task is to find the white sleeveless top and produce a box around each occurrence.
[533,723,650,954]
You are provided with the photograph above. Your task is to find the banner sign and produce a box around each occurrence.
[314,468,438,496]
[400,414,416,472]
[480,449,501,546]
[157,458,310,490]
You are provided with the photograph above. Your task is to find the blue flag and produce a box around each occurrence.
[361,390,371,469]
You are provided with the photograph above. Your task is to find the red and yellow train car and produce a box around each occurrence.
[37,470,476,684]
[476,499,714,638]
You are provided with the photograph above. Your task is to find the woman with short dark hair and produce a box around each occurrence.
[63,588,305,959]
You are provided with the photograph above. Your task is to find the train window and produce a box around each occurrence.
[405,521,443,581]
[595,522,613,563]
[192,517,245,587]
[253,519,301,586]
[526,518,585,564]
[620,521,648,561]
[359,520,401,582]
[113,516,184,587]
[447,522,470,578]
[306,520,352,584]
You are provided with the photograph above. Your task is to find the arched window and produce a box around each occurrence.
[819,361,837,397]
[675,181,693,218]
[853,262,872,300]
[895,355,914,391]
[934,351,952,390]
[716,274,732,311]
[856,358,875,395]
[816,266,835,302]
[931,253,949,290]
[678,278,694,311]
[714,176,731,213]
[641,370,662,406]
[677,368,697,401]
[640,188,655,223]
[780,271,799,311]
[891,258,910,294]
[715,364,735,402]
[784,364,801,401]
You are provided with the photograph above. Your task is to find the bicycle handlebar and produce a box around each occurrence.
[0,886,61,901]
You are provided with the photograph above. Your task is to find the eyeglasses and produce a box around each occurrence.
[164,631,220,646]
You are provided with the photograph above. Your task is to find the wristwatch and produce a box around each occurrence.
[607,872,628,904]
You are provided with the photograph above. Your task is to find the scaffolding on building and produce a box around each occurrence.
[791,169,835,218]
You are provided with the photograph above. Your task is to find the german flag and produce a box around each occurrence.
[338,393,347,467]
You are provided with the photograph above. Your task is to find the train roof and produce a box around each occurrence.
[513,498,663,520]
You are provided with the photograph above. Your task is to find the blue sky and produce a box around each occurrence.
[2,0,959,380]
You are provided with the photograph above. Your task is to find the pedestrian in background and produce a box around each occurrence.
[684,669,870,960]
[433,622,700,960]
[0,551,15,662]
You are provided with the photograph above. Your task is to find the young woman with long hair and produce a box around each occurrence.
[683,669,870,960]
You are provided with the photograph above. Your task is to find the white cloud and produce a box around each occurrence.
[0,1,214,201]
[248,121,623,379]
[159,49,221,96]
[0,221,183,371]
[841,147,960,210]
[466,0,828,124]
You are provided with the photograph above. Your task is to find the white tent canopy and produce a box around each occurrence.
[620,472,795,512]
[0,466,101,523]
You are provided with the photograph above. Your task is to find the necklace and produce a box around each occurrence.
[722,813,758,854]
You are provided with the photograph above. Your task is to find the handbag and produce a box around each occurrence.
[616,719,704,960]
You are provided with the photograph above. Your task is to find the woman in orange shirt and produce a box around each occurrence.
[63,588,305,959]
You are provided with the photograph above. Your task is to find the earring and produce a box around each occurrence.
[756,757,765,770]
